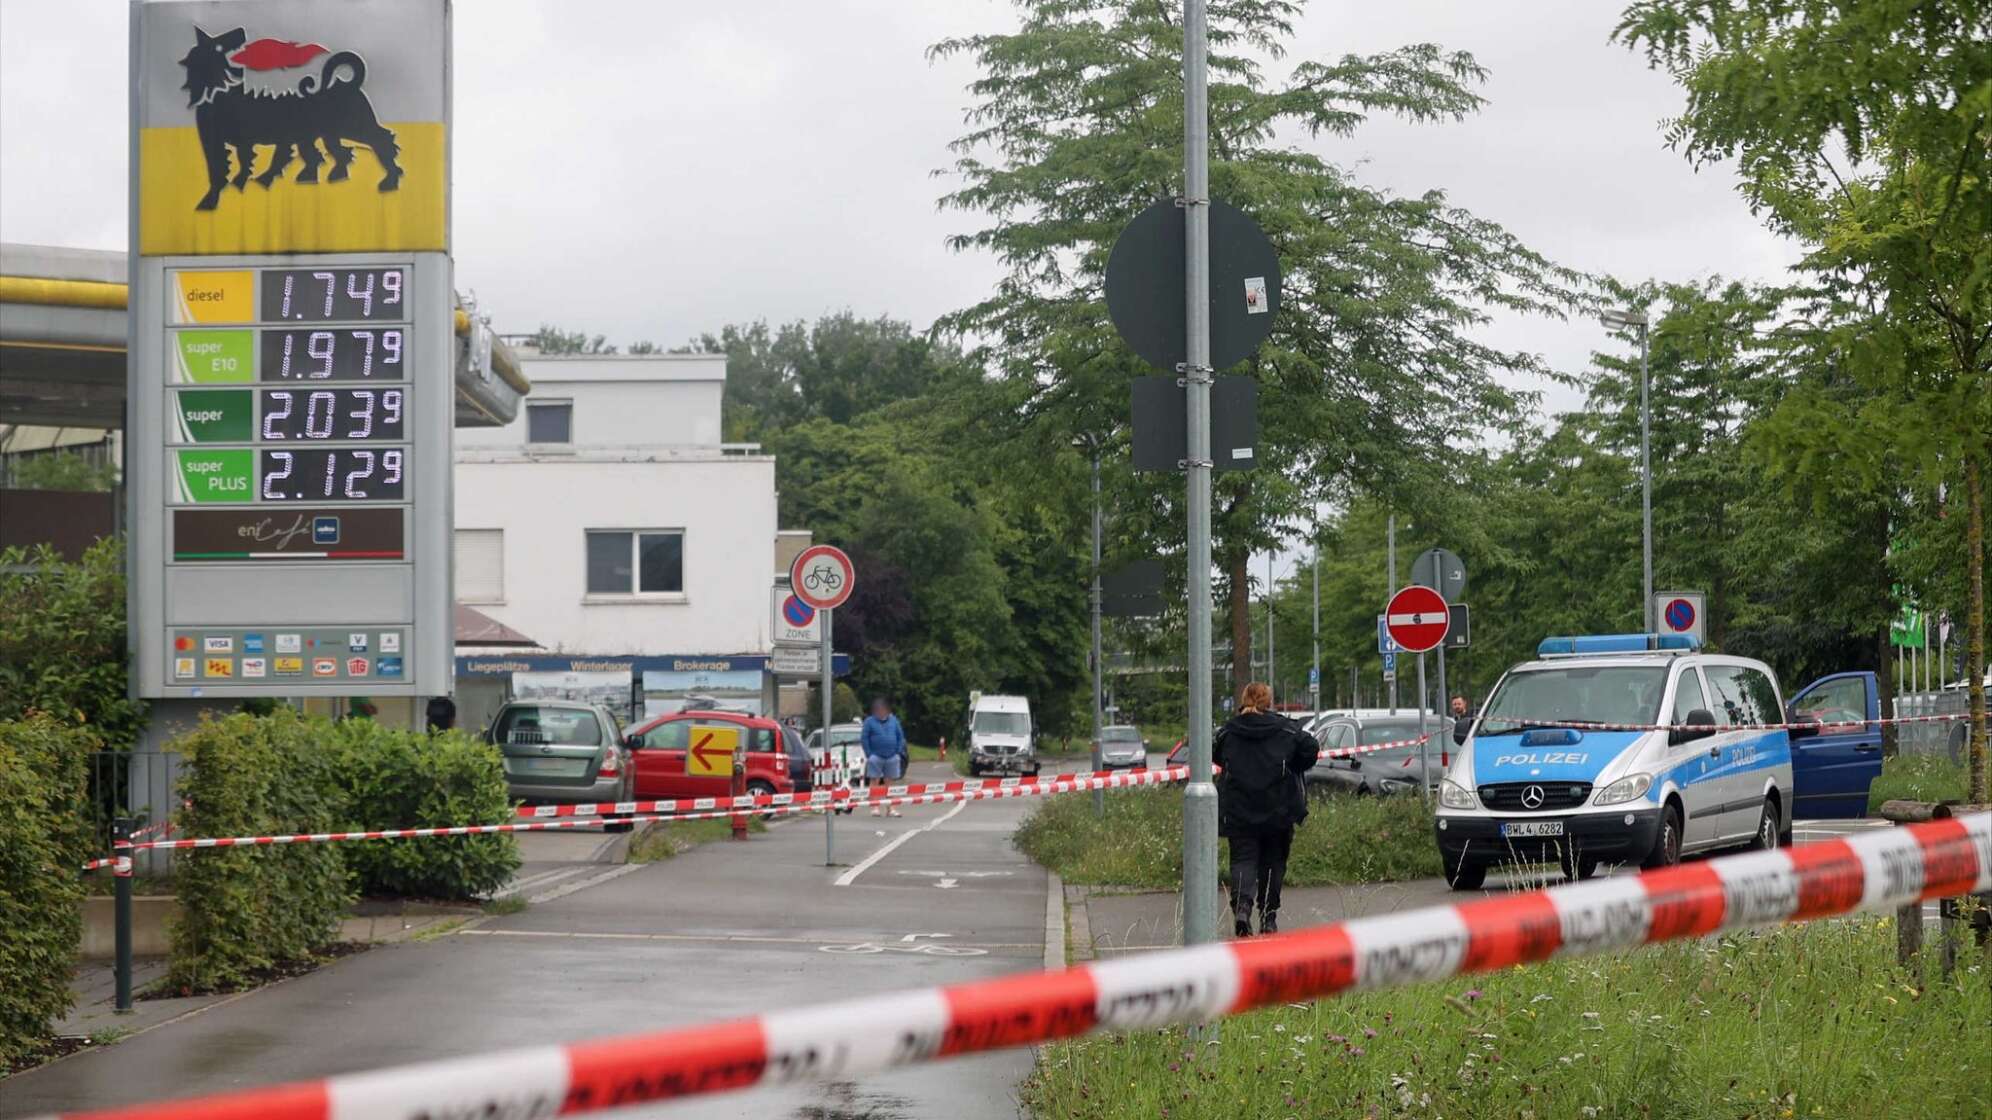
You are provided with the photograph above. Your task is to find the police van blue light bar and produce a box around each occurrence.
[1537,633,1700,656]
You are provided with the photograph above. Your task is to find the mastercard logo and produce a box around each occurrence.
[174,636,195,652]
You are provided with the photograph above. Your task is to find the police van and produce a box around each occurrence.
[1434,634,1883,890]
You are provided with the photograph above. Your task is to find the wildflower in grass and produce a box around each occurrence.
[1464,989,1482,1001]
[1363,1027,1377,1039]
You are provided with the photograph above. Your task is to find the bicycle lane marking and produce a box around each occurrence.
[833,798,970,887]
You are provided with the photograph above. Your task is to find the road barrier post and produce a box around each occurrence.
[731,758,748,841]
[113,816,133,1013]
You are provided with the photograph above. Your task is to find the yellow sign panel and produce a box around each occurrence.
[204,658,234,678]
[686,724,742,778]
[139,123,446,256]
[169,271,254,324]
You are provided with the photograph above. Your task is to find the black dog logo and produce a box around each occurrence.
[177,27,403,211]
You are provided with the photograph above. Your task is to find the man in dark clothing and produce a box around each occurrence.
[1214,681,1320,937]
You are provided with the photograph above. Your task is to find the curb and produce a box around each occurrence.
[1042,871,1065,970]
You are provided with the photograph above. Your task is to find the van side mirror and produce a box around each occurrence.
[623,733,643,749]
[1669,709,1717,746]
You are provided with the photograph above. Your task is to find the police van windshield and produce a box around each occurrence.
[974,712,1031,736]
[1476,666,1668,734]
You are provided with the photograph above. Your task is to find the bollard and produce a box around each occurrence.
[731,758,748,841]
[113,816,134,1014]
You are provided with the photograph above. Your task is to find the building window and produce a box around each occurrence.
[455,529,504,602]
[586,530,684,595]
[526,400,572,444]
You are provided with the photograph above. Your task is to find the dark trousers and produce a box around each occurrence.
[1228,827,1293,923]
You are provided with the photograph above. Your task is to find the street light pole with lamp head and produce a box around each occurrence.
[1602,308,1652,632]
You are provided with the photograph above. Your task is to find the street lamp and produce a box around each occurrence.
[1601,308,1652,632]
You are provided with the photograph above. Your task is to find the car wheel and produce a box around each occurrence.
[747,779,778,821]
[1643,803,1684,870]
[1559,845,1599,882]
[1444,853,1485,891]
[1747,800,1779,852]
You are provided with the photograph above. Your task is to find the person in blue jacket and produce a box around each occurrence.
[860,697,908,818]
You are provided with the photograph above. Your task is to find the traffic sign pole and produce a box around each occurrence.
[1417,651,1430,806]
[1181,0,1219,953]
[822,607,835,867]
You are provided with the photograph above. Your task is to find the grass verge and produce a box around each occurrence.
[1015,786,1441,889]
[627,815,767,862]
[1025,918,1990,1120]
[1867,752,1972,812]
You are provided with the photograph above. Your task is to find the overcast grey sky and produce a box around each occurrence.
[0,0,1796,420]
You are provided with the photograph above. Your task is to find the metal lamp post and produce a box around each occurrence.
[1075,435,1105,816]
[1603,308,1652,631]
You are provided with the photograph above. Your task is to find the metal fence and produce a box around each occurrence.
[1892,691,1971,762]
[86,750,186,875]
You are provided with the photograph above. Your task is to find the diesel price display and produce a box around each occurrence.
[258,267,406,322]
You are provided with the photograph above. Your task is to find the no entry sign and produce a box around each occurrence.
[1385,585,1450,654]
[790,545,855,611]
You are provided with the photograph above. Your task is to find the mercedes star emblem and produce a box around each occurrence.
[1520,784,1546,809]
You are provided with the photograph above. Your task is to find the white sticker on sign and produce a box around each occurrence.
[1243,276,1269,314]
[1231,447,1254,460]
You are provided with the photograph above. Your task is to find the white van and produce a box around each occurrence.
[967,693,1037,776]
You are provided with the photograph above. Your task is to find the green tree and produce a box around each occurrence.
[932,0,1588,692]
[11,449,116,492]
[0,540,146,745]
[527,324,617,355]
[1620,0,1992,798]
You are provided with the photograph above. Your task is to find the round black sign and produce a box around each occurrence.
[1105,198,1281,371]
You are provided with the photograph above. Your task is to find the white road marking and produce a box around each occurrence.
[526,863,642,904]
[901,933,950,942]
[457,928,1034,950]
[936,879,958,889]
[834,799,968,887]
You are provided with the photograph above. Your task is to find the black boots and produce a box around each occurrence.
[1234,918,1252,938]
[1260,911,1278,935]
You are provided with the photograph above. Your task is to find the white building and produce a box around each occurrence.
[452,352,789,726]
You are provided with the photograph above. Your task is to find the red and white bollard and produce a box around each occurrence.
[730,758,748,841]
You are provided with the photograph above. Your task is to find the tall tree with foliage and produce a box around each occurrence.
[932,0,1588,694]
[1620,0,1992,799]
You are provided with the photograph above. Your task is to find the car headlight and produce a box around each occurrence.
[1595,773,1652,806]
[1439,779,1477,810]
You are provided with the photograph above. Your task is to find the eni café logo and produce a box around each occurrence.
[178,27,402,211]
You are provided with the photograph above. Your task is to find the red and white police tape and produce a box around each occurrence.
[88,766,1190,861]
[1482,711,1971,734]
[41,811,1990,1120]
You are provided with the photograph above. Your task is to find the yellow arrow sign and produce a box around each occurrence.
[687,724,741,778]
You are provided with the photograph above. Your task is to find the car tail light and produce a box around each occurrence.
[598,752,620,777]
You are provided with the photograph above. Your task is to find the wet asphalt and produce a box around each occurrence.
[2,762,1046,1120]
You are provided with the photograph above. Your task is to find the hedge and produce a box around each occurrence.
[325,721,519,899]
[0,540,147,746]
[165,711,520,992]
[0,718,95,1065]
[167,709,353,993]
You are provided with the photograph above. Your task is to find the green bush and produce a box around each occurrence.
[0,540,146,746]
[1015,786,1441,889]
[0,718,95,1064]
[326,722,519,899]
[167,709,352,993]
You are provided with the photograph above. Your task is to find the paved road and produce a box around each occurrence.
[3,762,1048,1120]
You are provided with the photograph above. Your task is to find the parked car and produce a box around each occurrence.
[782,725,814,793]
[1095,724,1149,769]
[806,722,865,814]
[621,710,798,814]
[1308,711,1449,796]
[489,700,633,829]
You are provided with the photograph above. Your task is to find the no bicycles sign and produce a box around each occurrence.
[790,544,856,611]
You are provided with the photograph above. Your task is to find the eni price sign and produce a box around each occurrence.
[128,1,452,699]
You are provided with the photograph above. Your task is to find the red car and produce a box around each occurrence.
[621,710,798,802]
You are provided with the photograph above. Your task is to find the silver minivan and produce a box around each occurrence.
[489,700,632,826]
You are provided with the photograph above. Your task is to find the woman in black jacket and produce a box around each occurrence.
[1214,681,1320,937]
